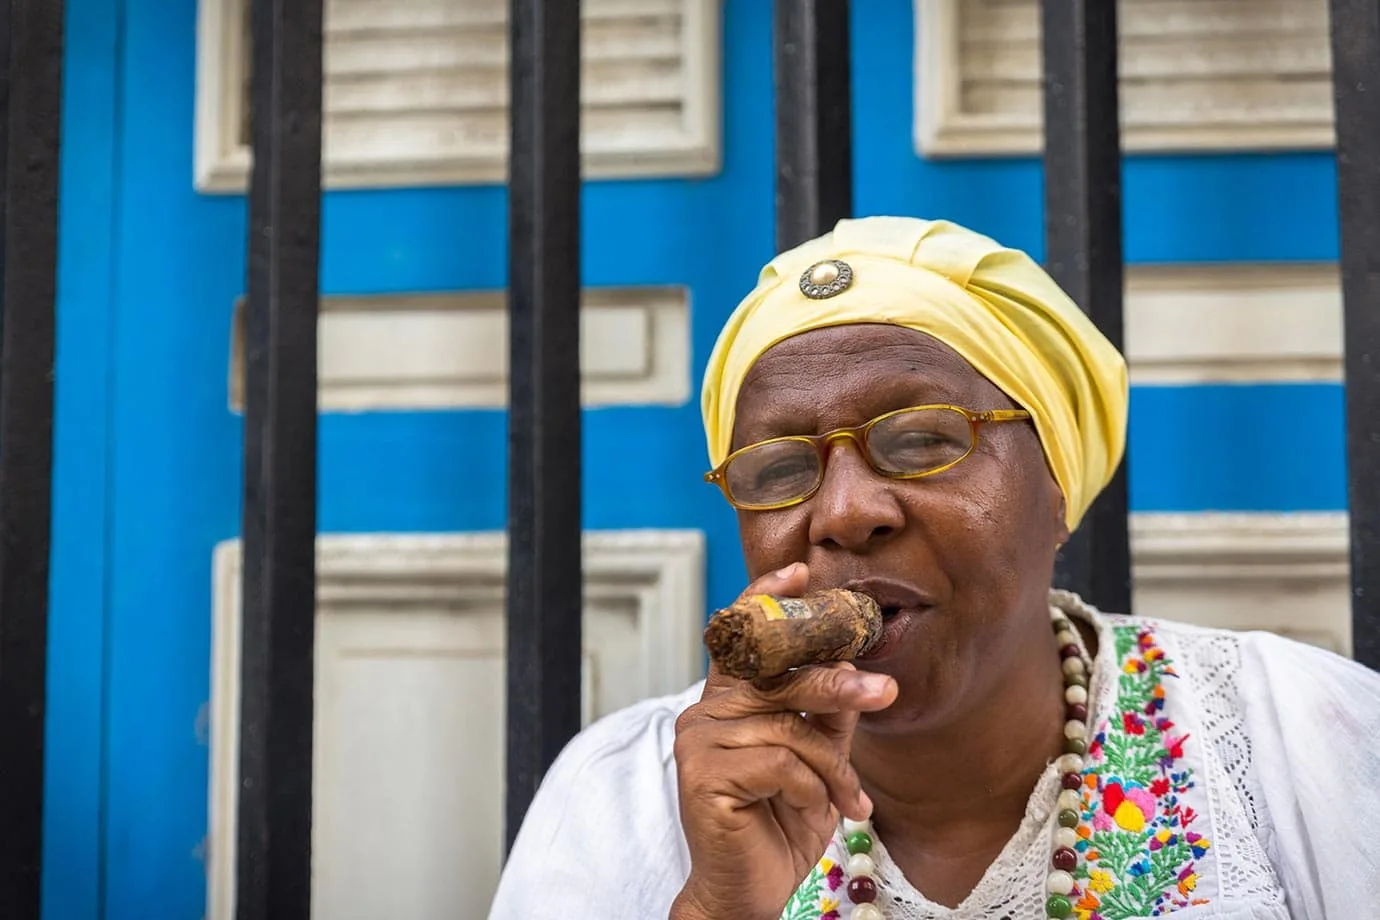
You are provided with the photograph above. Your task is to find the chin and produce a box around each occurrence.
[855,658,965,735]
[851,608,968,732]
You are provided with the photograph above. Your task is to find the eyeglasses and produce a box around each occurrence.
[704,404,1032,511]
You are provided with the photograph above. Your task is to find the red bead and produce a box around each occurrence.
[1061,771,1083,790]
[1066,702,1088,722]
[848,876,878,904]
[1052,847,1077,871]
[1059,643,1081,659]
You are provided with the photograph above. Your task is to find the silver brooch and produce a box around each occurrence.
[799,259,853,299]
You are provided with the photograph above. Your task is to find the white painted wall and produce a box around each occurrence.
[207,531,705,920]
[227,286,693,412]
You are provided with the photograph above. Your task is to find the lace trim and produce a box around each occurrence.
[1134,624,1284,909]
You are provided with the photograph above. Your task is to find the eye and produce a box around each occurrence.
[724,440,821,503]
[868,410,972,473]
[877,429,958,466]
[752,454,815,489]
[889,429,953,450]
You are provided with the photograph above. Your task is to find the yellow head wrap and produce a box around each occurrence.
[700,216,1128,532]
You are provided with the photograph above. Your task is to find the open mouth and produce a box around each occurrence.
[842,576,934,619]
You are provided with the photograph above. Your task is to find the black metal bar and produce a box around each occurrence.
[0,0,63,913]
[773,0,852,253]
[1329,0,1380,669]
[505,0,583,855]
[235,0,323,915]
[1041,0,1132,616]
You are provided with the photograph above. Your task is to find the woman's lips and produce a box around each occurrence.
[841,576,935,612]
[856,606,928,662]
[823,576,935,663]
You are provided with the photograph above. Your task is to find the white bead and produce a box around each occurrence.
[851,904,885,920]
[1047,870,1076,896]
[1061,656,1086,677]
[1052,826,1079,849]
[1055,629,1079,648]
[847,853,876,878]
[1063,720,1086,740]
[1056,753,1084,774]
[1057,789,1082,812]
[1064,684,1088,705]
[841,817,872,837]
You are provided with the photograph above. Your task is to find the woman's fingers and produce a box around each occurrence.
[684,662,895,823]
[703,660,897,719]
[770,790,840,852]
[752,561,811,598]
[679,663,895,822]
[682,709,870,821]
[682,745,834,824]
[682,563,895,830]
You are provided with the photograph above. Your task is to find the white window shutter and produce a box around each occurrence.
[915,0,1334,157]
[196,0,722,191]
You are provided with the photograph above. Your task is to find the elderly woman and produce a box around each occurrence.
[488,217,1380,919]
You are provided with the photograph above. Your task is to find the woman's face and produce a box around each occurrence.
[732,323,1070,733]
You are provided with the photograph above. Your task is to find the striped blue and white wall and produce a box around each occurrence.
[45,1,1349,917]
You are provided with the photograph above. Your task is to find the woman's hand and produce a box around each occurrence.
[669,563,899,920]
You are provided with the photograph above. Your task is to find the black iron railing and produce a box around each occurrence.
[773,0,853,253]
[1328,0,1380,669]
[1040,0,1133,616]
[0,1,65,915]
[234,0,324,917]
[504,0,585,856]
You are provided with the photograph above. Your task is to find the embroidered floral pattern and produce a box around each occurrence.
[1073,625,1211,919]
[780,621,1213,919]
[781,856,844,920]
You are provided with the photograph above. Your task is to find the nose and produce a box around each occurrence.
[806,440,906,552]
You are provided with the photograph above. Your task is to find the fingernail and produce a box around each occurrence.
[859,790,874,817]
[774,562,800,578]
[859,673,893,696]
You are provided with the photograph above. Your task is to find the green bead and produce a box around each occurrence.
[1065,737,1087,756]
[1046,894,1073,917]
[845,831,873,855]
[1068,671,1089,688]
[1057,808,1080,828]
[1051,619,1073,634]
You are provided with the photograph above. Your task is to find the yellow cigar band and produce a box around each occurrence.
[754,595,817,620]
[755,595,787,620]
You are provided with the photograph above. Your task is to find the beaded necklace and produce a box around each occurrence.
[831,605,1094,920]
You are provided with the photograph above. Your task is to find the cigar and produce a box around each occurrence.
[703,589,884,683]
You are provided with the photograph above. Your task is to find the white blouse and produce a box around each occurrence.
[488,598,1380,919]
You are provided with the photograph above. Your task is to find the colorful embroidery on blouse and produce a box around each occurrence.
[781,622,1212,919]
[781,855,843,920]
[1073,625,1211,919]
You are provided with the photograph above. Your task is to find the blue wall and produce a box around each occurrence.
[44,0,1347,916]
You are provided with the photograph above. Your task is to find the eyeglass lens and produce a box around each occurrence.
[722,407,975,506]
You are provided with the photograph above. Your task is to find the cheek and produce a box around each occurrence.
[932,495,1026,594]
[920,463,1058,597]
[736,508,810,579]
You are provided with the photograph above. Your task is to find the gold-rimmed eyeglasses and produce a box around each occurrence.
[704,404,1032,511]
